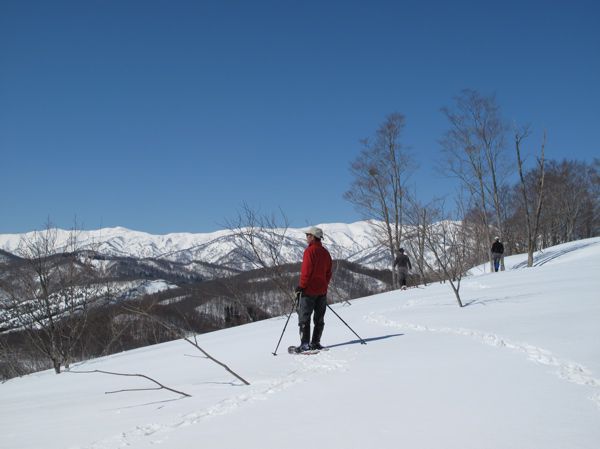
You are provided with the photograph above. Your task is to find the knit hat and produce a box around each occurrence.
[304,226,324,239]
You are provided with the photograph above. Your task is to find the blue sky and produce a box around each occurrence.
[1,0,598,234]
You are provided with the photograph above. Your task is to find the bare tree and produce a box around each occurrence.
[344,113,415,288]
[1,220,106,373]
[419,200,478,308]
[538,160,599,244]
[225,204,300,309]
[515,126,546,267]
[592,159,600,236]
[441,89,510,271]
[403,197,431,286]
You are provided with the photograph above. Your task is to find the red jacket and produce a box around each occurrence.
[299,240,332,296]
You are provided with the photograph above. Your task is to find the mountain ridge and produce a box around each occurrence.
[0,220,389,269]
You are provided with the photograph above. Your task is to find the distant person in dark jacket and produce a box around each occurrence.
[393,248,412,290]
[293,226,332,352]
[491,237,504,272]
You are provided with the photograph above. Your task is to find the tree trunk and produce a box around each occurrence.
[52,358,61,374]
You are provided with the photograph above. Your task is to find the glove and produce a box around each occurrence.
[295,286,304,297]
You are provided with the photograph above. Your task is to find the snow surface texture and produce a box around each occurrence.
[1,238,599,449]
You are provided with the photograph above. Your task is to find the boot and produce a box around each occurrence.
[311,323,324,349]
[299,323,311,346]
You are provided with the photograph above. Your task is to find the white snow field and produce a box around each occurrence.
[1,238,599,449]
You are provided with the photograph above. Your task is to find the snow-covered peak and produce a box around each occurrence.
[0,221,384,267]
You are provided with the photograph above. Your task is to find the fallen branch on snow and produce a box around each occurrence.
[69,369,191,398]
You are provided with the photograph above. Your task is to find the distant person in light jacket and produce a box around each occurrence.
[491,237,504,272]
[294,226,332,352]
[393,248,412,290]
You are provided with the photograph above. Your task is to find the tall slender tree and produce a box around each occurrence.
[440,89,510,270]
[515,126,546,267]
[344,113,415,289]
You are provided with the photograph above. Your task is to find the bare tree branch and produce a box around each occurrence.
[121,303,250,386]
[68,369,191,398]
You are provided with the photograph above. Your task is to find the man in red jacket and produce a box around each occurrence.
[294,226,333,352]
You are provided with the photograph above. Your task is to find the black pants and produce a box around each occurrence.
[297,294,327,345]
[397,267,408,287]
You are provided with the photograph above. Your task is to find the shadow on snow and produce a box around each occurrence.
[327,333,404,349]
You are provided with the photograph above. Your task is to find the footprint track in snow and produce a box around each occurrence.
[81,350,349,448]
[367,312,600,410]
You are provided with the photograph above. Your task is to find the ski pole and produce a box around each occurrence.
[272,294,299,356]
[326,303,367,345]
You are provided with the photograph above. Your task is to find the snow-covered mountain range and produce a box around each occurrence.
[0,221,390,269]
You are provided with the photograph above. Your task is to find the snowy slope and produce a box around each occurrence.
[1,238,599,449]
